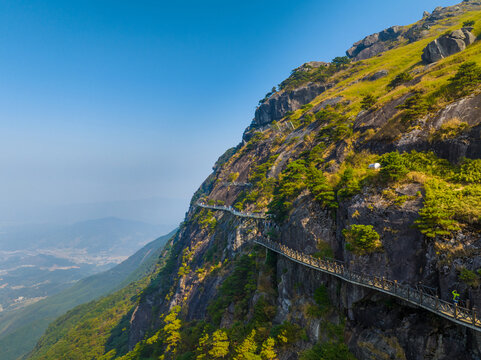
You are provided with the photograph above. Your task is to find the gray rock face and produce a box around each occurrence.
[422,28,476,63]
[346,26,403,61]
[295,61,328,72]
[252,82,329,127]
[362,69,389,81]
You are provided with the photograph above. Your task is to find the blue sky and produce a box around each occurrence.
[0,0,459,226]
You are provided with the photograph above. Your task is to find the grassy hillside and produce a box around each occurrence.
[27,233,181,360]
[0,230,175,360]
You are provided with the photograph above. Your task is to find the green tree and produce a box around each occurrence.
[463,20,475,27]
[337,167,360,199]
[234,330,261,360]
[331,56,351,69]
[397,92,430,121]
[307,165,337,208]
[415,179,460,238]
[163,306,182,357]
[447,61,481,97]
[196,332,210,360]
[379,151,408,182]
[260,338,277,360]
[343,224,382,255]
[209,330,230,358]
[360,94,377,110]
[387,71,413,89]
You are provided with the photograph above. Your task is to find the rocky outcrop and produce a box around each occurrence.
[346,26,403,61]
[362,69,389,81]
[252,82,329,127]
[294,61,329,72]
[422,28,476,63]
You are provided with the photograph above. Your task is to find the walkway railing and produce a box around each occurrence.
[196,202,267,219]
[254,238,481,332]
[195,202,481,332]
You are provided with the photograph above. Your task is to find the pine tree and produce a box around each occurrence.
[260,338,277,360]
[208,330,230,358]
[196,332,210,360]
[234,330,261,360]
[163,306,182,357]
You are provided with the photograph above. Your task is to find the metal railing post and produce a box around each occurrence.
[473,306,477,326]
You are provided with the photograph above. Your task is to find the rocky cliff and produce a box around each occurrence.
[26,2,481,360]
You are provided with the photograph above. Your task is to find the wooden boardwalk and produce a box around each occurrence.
[195,202,481,332]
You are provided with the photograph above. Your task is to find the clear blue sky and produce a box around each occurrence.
[0,0,459,226]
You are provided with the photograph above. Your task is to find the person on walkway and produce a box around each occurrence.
[452,290,460,305]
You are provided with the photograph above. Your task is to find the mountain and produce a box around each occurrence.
[25,2,481,359]
[0,217,165,312]
[0,229,175,360]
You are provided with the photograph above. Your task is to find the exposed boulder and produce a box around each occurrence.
[252,82,329,127]
[295,61,329,72]
[346,26,403,61]
[422,28,476,63]
[362,69,389,81]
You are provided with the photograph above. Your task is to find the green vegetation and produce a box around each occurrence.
[360,94,378,110]
[299,342,356,360]
[331,56,351,69]
[415,179,462,238]
[0,231,174,360]
[459,268,481,287]
[228,172,240,182]
[396,91,432,122]
[259,87,278,105]
[278,56,350,91]
[307,285,331,318]
[268,159,336,221]
[208,254,258,325]
[343,224,382,255]
[387,71,413,89]
[315,108,353,143]
[445,61,481,98]
[431,118,469,141]
[29,278,154,360]
[379,151,409,182]
[194,209,218,232]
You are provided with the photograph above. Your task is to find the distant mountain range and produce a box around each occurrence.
[0,229,175,360]
[0,217,165,313]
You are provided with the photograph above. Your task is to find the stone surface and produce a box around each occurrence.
[294,61,328,72]
[346,26,403,61]
[422,28,476,63]
[362,69,389,81]
[252,82,329,127]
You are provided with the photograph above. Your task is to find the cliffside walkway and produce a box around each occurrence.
[254,238,481,333]
[196,202,267,219]
[195,202,481,332]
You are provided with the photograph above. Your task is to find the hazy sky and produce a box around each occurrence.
[0,0,459,226]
